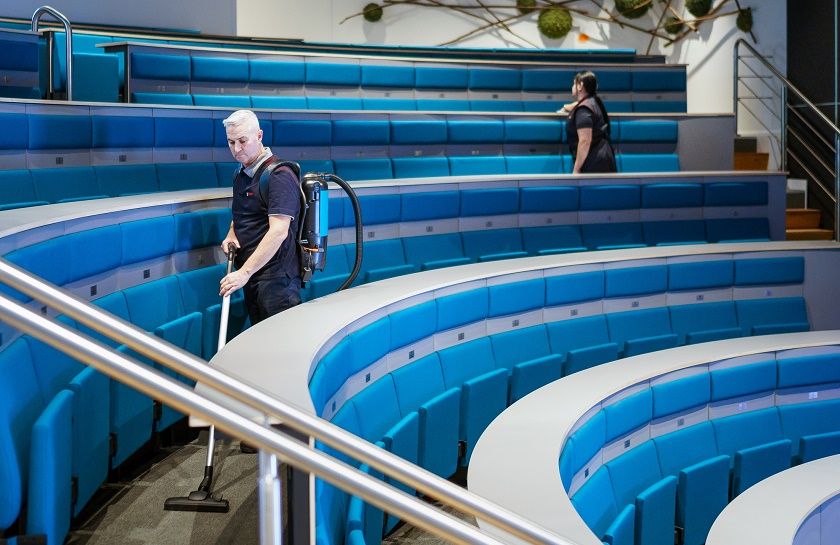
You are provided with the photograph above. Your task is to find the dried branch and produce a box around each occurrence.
[647,0,673,54]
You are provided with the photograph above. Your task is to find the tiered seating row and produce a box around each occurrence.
[563,347,840,545]
[126,45,686,113]
[309,255,811,545]
[0,206,248,545]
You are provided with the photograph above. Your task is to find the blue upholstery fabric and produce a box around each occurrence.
[604,389,653,443]
[735,297,809,336]
[668,260,734,291]
[94,164,159,196]
[131,52,191,80]
[521,68,575,91]
[641,183,703,208]
[436,288,488,331]
[348,318,390,377]
[31,167,105,204]
[154,117,213,148]
[643,220,706,246]
[447,120,504,143]
[704,182,767,207]
[350,375,400,443]
[274,120,332,146]
[91,115,153,148]
[618,121,678,143]
[120,215,176,264]
[132,92,193,105]
[4,238,70,302]
[156,162,218,191]
[488,279,545,317]
[706,218,770,242]
[651,373,710,419]
[734,257,804,286]
[249,59,305,84]
[580,185,641,211]
[174,208,231,251]
[522,226,585,255]
[361,64,415,88]
[390,120,447,145]
[581,222,645,250]
[777,352,840,390]
[710,359,777,402]
[192,94,251,107]
[505,155,567,174]
[669,302,740,345]
[779,400,840,461]
[64,225,122,282]
[0,170,45,210]
[632,70,687,91]
[545,271,605,306]
[461,228,526,262]
[548,316,619,375]
[401,191,460,222]
[712,407,784,461]
[415,66,469,89]
[618,154,680,173]
[192,56,249,82]
[571,467,618,539]
[0,113,28,150]
[605,266,667,298]
[569,410,606,475]
[468,68,521,90]
[250,96,308,109]
[28,115,92,150]
[334,158,393,180]
[504,120,565,143]
[607,308,679,357]
[460,188,519,216]
[392,157,450,178]
[306,62,361,86]
[490,325,562,403]
[332,120,391,146]
[732,439,791,496]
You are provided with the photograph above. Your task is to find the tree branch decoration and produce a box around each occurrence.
[343,0,755,52]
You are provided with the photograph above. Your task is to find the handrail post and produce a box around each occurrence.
[259,415,283,545]
[781,86,788,171]
[835,133,840,241]
[733,40,740,132]
[31,5,73,101]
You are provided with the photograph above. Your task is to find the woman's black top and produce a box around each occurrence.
[566,97,617,173]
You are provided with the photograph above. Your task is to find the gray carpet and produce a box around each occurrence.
[68,433,474,545]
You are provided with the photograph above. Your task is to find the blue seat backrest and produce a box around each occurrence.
[618,154,680,173]
[607,307,673,345]
[402,233,466,270]
[120,215,176,265]
[250,96,308,109]
[436,288,489,331]
[778,399,840,446]
[505,155,568,175]
[448,156,507,176]
[606,440,662,506]
[274,120,332,147]
[310,338,354,415]
[332,120,391,146]
[653,421,718,477]
[617,120,678,143]
[389,301,436,351]
[390,120,447,145]
[522,225,584,254]
[248,59,305,84]
[363,97,418,110]
[520,186,579,213]
[604,389,653,442]
[706,218,770,242]
[669,301,738,342]
[2,238,70,302]
[712,407,783,456]
[24,317,84,400]
[0,170,41,209]
[63,225,122,283]
[349,375,401,443]
[156,162,218,191]
[545,271,604,306]
[448,120,504,144]
[641,183,703,208]
[581,222,644,249]
[391,157,450,178]
[704,182,768,207]
[438,338,496,389]
[487,279,545,318]
[401,191,460,222]
[632,70,687,92]
[306,62,361,86]
[604,265,667,298]
[131,52,191,80]
[361,64,415,88]
[470,99,524,112]
[568,410,606,474]
[460,188,519,216]
[415,98,470,111]
[334,158,393,181]
[651,372,710,419]
[390,353,446,416]
[29,115,92,150]
[132,92,193,106]
[490,325,550,370]
[415,66,469,89]
[0,112,27,151]
[570,466,618,538]
[0,339,45,529]
[31,167,101,204]
[174,208,231,251]
[735,297,809,334]
[643,220,706,246]
[123,276,185,330]
[177,263,226,313]
[192,94,251,108]
[668,260,733,291]
[546,315,611,353]
[596,70,632,91]
[461,228,523,258]
[154,117,213,148]
[468,68,522,90]
[348,318,390,377]
[191,56,248,82]
[94,164,159,197]
[580,185,641,211]
[521,68,574,92]
[354,194,400,226]
[91,115,155,149]
[734,257,804,286]
[710,359,777,402]
[777,352,840,390]
[504,120,565,143]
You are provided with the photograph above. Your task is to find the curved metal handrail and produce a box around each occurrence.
[31,6,73,101]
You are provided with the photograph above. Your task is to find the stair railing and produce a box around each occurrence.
[734,38,840,240]
[31,5,73,100]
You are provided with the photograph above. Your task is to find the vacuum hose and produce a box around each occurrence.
[322,174,363,291]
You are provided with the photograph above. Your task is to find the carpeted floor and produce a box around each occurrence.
[68,433,474,545]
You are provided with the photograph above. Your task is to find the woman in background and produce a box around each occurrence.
[560,71,617,174]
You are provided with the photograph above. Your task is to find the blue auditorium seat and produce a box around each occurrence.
[490,325,562,403]
[521,226,586,255]
[521,68,575,92]
[64,226,122,282]
[469,100,523,112]
[31,167,107,204]
[415,66,469,89]
[710,358,776,405]
[447,120,504,144]
[669,302,740,345]
[192,94,251,107]
[617,120,678,144]
[0,170,46,210]
[651,372,710,421]
[155,162,218,191]
[487,278,544,318]
[461,228,527,262]
[547,316,620,376]
[332,120,391,146]
[132,92,194,105]
[460,188,518,217]
[361,64,415,88]
[777,352,840,394]
[0,112,28,153]
[249,59,306,84]
[448,156,507,176]
[308,243,350,299]
[362,98,416,110]
[633,101,687,113]
[308,97,364,110]
[545,270,604,307]
[436,287,488,333]
[607,308,679,357]
[503,119,565,143]
[521,100,564,112]
[382,411,420,531]
[705,217,770,242]
[351,194,400,227]
[154,117,214,148]
[643,220,706,246]
[28,114,92,150]
[437,338,507,464]
[346,465,385,545]
[468,68,522,90]
[94,164,159,196]
[174,208,231,251]
[668,260,734,292]
[735,297,809,336]
[403,234,470,271]
[274,120,332,147]
[120,215,176,265]
[580,185,640,211]
[351,240,416,284]
[391,157,450,178]
[779,399,840,463]
[215,162,239,187]
[604,389,652,446]
[305,62,361,86]
[250,96,308,109]
[632,71,687,92]
[415,99,471,111]
[653,422,729,545]
[192,56,249,82]
[605,265,667,300]
[347,318,390,378]
[334,158,393,180]
[570,467,622,544]
[704,182,768,207]
[390,120,447,145]
[131,51,191,80]
[520,186,579,213]
[734,257,804,286]
[400,190,460,223]
[505,155,568,174]
[581,222,645,250]
[641,183,703,209]
[91,115,155,150]
[618,154,680,173]
[309,338,351,414]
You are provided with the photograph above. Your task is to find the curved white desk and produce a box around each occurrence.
[707,455,840,545]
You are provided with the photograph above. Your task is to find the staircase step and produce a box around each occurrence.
[734,152,769,170]
[786,208,822,229]
[786,228,835,241]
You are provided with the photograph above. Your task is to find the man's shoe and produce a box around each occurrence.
[239,442,258,454]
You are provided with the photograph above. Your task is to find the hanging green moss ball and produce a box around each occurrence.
[614,0,651,19]
[538,8,573,39]
[363,3,383,22]
[517,0,537,15]
[685,0,712,18]
[736,7,753,33]
[664,16,684,35]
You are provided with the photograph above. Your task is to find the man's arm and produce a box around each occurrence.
[221,221,239,252]
[219,215,291,297]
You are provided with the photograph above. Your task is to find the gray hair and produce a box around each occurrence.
[222,109,260,133]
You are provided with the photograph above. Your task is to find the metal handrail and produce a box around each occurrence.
[31,6,72,101]
[0,292,510,545]
[0,257,569,545]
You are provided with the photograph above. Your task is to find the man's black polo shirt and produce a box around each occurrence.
[232,162,301,280]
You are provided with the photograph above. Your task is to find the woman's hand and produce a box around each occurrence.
[558,101,579,114]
